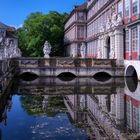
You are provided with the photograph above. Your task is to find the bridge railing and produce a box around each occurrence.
[15,57,118,68]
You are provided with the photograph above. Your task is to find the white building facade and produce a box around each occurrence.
[64,0,140,79]
[64,3,87,57]
[0,22,21,60]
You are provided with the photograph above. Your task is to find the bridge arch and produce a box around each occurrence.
[19,70,40,77]
[57,72,76,77]
[125,77,138,93]
[93,70,113,77]
[19,72,39,81]
[93,71,112,82]
[125,65,138,79]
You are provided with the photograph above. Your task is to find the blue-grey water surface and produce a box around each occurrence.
[0,77,140,140]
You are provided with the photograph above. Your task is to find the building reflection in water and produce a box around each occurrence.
[62,77,140,140]
[0,77,12,126]
[1,77,140,139]
[64,91,125,139]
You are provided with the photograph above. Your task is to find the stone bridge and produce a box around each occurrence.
[14,57,124,77]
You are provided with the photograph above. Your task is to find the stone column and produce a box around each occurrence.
[138,25,140,60]
[110,95,116,116]
[97,37,101,59]
[101,36,104,59]
[114,29,124,60]
[115,88,124,125]
[103,36,107,59]
[128,29,132,60]
[110,33,115,59]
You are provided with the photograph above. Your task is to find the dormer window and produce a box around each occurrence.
[77,12,84,20]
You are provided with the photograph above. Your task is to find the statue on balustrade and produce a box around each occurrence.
[110,47,115,59]
[80,42,86,58]
[43,41,52,58]
[116,14,123,26]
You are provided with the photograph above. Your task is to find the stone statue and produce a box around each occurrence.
[0,37,3,44]
[110,47,115,59]
[111,12,117,27]
[12,47,22,57]
[97,47,102,59]
[100,23,106,33]
[43,41,51,58]
[71,46,76,57]
[116,14,123,26]
[80,42,86,58]
[106,17,112,30]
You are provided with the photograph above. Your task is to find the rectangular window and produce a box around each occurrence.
[125,30,129,52]
[131,27,138,51]
[77,26,85,39]
[118,0,123,17]
[125,0,129,17]
[77,12,84,20]
[132,0,137,15]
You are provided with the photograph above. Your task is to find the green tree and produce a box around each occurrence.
[17,11,68,57]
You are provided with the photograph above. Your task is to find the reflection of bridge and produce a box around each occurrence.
[14,57,124,77]
[15,77,124,95]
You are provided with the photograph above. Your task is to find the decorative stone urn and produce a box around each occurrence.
[43,41,52,58]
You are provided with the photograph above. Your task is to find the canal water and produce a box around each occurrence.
[0,76,139,140]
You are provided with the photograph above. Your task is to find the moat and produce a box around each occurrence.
[0,76,140,140]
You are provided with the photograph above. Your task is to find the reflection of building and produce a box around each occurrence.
[64,89,129,140]
[125,95,140,132]
[65,0,140,60]
[124,82,140,133]
[0,93,12,126]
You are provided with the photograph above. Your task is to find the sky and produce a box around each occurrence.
[0,0,85,28]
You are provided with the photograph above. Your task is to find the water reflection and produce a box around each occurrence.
[20,95,66,117]
[1,77,140,139]
[15,77,124,95]
[19,72,39,81]
[125,77,138,92]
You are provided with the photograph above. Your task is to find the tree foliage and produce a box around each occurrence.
[17,11,68,57]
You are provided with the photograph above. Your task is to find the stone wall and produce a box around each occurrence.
[14,57,124,77]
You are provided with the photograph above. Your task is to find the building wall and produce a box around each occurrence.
[65,13,76,30]
[0,23,20,59]
[65,25,76,42]
[64,0,140,60]
[64,9,87,57]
